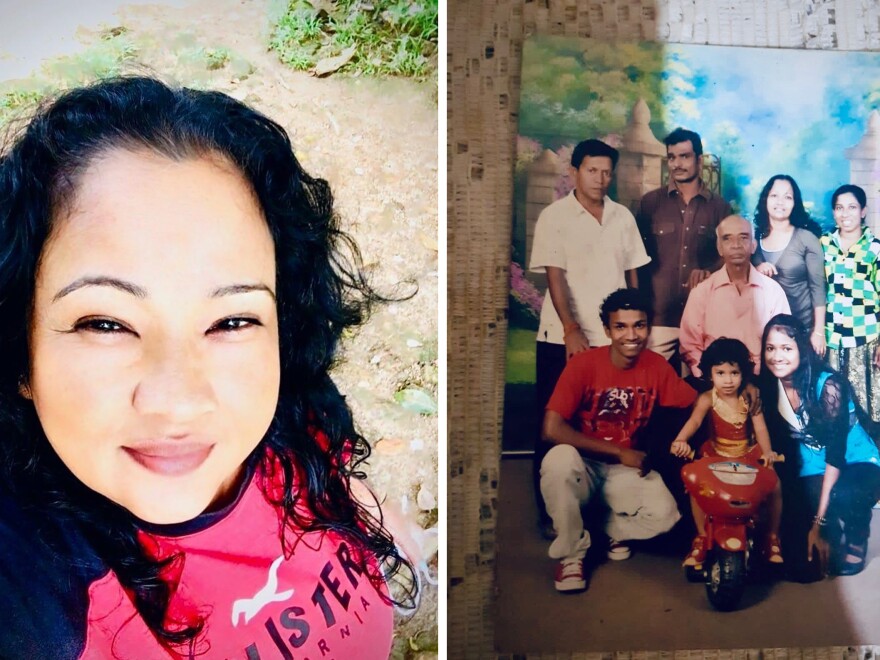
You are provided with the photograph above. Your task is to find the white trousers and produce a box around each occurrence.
[647,325,690,377]
[540,444,681,560]
[646,325,679,362]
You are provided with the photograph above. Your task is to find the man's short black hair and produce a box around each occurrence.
[600,288,653,327]
[570,139,619,170]
[664,127,703,157]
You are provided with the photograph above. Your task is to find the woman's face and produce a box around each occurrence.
[766,179,795,223]
[28,149,280,524]
[833,192,867,235]
[763,327,800,381]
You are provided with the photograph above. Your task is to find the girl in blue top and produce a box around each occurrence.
[760,314,880,580]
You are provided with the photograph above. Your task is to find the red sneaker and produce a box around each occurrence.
[554,557,586,593]
[607,538,631,561]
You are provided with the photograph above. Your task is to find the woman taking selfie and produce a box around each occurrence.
[752,174,826,356]
[0,77,414,658]
[760,314,880,581]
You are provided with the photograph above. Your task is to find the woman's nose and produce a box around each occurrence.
[132,340,216,422]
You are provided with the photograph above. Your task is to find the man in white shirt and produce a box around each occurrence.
[529,139,651,534]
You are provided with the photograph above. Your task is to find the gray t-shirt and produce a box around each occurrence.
[753,227,826,332]
[762,246,783,266]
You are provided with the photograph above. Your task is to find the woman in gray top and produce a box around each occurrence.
[752,174,826,357]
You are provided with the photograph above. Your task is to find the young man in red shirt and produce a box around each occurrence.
[541,288,697,592]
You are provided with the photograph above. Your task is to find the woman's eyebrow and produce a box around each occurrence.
[52,276,147,303]
[210,283,276,301]
[52,278,276,303]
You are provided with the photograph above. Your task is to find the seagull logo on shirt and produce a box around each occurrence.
[231,555,295,626]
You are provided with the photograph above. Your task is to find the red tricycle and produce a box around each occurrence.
[681,451,783,611]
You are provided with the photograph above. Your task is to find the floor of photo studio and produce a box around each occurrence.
[495,457,880,653]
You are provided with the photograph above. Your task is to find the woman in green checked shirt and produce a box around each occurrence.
[821,184,880,439]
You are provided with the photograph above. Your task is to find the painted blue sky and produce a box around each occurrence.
[517,36,880,227]
[661,44,879,224]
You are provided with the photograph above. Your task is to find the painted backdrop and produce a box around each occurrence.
[504,36,880,451]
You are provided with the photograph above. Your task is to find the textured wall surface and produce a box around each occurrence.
[447,1,880,657]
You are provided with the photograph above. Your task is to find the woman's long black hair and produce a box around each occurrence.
[753,174,822,239]
[758,314,849,465]
[0,77,415,652]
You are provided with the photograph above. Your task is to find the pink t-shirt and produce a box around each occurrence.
[81,461,393,659]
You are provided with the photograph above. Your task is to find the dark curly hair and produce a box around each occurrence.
[0,77,415,653]
[697,337,754,393]
[753,174,822,239]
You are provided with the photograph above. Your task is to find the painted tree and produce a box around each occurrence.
[518,36,677,147]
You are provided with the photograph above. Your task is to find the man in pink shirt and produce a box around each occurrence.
[680,215,791,377]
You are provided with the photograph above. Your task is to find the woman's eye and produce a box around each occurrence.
[74,318,130,334]
[209,317,261,333]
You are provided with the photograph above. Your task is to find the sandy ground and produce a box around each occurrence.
[0,0,438,655]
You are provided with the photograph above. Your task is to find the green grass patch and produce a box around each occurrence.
[0,88,43,116]
[202,47,232,71]
[269,0,438,78]
[42,31,139,84]
[0,30,138,129]
[506,327,536,384]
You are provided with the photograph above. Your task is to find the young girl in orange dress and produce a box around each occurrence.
[670,338,783,569]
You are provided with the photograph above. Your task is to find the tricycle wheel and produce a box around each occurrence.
[705,549,745,611]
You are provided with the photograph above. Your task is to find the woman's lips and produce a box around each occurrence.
[122,442,213,476]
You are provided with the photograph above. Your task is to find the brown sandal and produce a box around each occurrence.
[682,536,707,567]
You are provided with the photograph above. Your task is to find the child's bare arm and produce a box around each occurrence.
[751,411,779,465]
[670,392,711,457]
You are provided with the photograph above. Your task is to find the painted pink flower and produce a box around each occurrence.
[516,135,543,172]
[510,261,543,318]
[517,135,542,158]
[554,144,574,200]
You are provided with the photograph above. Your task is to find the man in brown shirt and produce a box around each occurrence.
[636,128,732,369]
